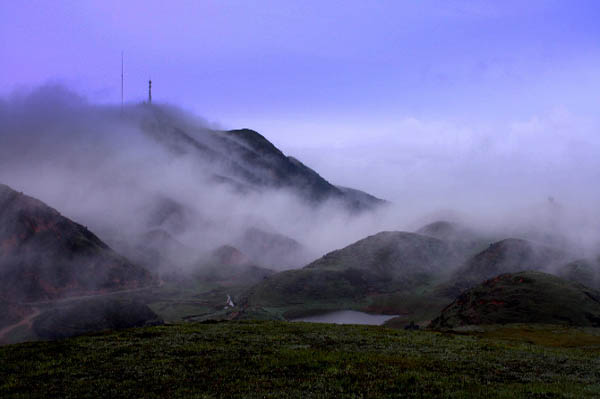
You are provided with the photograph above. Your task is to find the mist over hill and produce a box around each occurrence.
[557,257,600,290]
[0,183,154,303]
[441,238,573,297]
[240,231,461,319]
[2,85,600,275]
[2,86,600,332]
[0,86,392,273]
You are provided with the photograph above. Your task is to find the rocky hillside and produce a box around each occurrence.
[430,271,600,329]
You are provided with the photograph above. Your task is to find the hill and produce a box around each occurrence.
[116,229,195,274]
[0,183,154,303]
[430,271,600,329]
[557,257,600,290]
[1,320,598,398]
[234,227,310,269]
[0,97,386,304]
[415,220,491,259]
[240,231,460,318]
[193,245,275,285]
[440,238,570,297]
[32,298,163,340]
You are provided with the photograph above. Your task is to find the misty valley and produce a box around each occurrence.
[1,90,600,398]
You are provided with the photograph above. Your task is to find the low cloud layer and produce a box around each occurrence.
[0,86,397,270]
[286,109,600,254]
[1,85,599,273]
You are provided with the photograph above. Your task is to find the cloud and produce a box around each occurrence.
[0,85,402,270]
[1,85,599,274]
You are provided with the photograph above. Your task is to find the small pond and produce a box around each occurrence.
[291,310,398,326]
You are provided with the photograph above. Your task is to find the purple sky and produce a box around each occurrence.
[2,1,600,203]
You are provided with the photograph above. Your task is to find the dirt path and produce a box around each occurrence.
[0,307,41,343]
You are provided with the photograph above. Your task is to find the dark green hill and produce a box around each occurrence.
[430,271,600,329]
[0,184,154,303]
[32,298,163,340]
[241,231,460,318]
[303,231,458,278]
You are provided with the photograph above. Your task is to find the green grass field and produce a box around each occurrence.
[1,321,599,398]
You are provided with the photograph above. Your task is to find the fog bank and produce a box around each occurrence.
[1,86,599,271]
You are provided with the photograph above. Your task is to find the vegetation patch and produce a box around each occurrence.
[1,321,599,398]
[430,271,600,329]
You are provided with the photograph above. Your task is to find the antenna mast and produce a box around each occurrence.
[120,51,124,113]
[148,78,152,104]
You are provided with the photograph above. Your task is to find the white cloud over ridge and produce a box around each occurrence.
[1,85,600,270]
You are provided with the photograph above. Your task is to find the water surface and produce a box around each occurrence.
[291,310,397,326]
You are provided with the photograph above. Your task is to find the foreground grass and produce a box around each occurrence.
[1,321,599,398]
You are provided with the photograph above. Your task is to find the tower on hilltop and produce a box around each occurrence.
[148,79,152,104]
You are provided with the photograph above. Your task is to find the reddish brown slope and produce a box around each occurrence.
[0,184,154,303]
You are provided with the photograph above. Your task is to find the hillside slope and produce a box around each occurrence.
[241,231,460,318]
[0,183,154,303]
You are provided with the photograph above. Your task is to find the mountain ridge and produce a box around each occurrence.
[140,107,385,211]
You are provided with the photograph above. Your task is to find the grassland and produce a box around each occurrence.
[1,321,599,398]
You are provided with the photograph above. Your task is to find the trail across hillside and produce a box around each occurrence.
[0,307,40,344]
[19,284,160,307]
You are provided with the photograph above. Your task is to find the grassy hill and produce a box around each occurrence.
[430,271,600,329]
[1,321,599,398]
[240,231,460,319]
